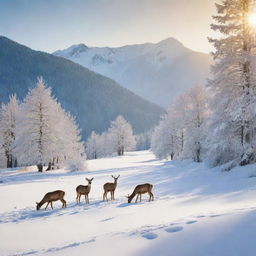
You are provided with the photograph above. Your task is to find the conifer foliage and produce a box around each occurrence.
[207,0,256,166]
[0,77,86,171]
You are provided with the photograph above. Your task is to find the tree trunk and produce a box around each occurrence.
[37,164,43,172]
[45,162,52,171]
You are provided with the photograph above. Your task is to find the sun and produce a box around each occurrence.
[248,13,256,27]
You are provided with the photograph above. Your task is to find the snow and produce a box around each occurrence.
[1,150,256,256]
[53,38,211,107]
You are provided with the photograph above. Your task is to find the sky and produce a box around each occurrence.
[0,0,217,54]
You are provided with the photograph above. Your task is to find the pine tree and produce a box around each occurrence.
[0,95,20,168]
[208,0,256,166]
[15,77,86,171]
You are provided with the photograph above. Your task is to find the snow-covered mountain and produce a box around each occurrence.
[53,38,212,107]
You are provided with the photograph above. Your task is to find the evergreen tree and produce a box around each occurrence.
[15,77,86,171]
[207,0,256,167]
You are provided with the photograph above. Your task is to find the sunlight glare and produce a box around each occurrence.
[248,13,256,27]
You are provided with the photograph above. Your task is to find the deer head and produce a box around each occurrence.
[112,175,120,183]
[86,177,94,185]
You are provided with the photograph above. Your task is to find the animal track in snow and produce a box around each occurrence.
[186,220,197,224]
[141,232,158,240]
[165,226,183,233]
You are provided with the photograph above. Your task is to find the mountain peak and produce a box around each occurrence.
[54,43,89,57]
[157,37,184,47]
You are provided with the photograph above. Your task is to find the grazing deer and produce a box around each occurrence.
[76,177,94,204]
[103,175,120,201]
[36,190,66,210]
[127,183,154,203]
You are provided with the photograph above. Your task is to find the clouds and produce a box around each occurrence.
[0,0,216,53]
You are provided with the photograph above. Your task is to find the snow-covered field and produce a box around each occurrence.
[1,150,256,256]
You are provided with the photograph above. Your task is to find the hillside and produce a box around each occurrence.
[0,36,164,139]
[54,38,212,107]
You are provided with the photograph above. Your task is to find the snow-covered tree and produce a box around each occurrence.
[15,77,60,171]
[108,116,136,156]
[61,111,86,171]
[15,77,86,171]
[151,114,177,160]
[135,132,151,151]
[207,0,256,167]
[0,141,6,168]
[0,95,20,168]
[151,85,208,161]
[182,86,209,162]
[86,131,101,159]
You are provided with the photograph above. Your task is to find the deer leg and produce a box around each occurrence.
[135,194,139,203]
[76,193,79,204]
[113,191,115,200]
[61,199,66,208]
[103,192,105,201]
[140,193,142,202]
[151,192,154,201]
[50,201,53,209]
[45,202,50,210]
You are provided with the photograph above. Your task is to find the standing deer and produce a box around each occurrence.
[36,190,67,210]
[103,175,120,201]
[76,177,94,204]
[127,183,154,203]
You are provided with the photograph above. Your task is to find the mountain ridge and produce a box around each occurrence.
[0,36,164,140]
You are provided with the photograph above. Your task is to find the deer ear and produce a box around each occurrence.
[117,175,120,178]
[86,178,89,181]
[36,202,39,205]
[91,178,94,181]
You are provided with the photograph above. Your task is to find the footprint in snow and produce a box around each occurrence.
[100,217,115,222]
[186,220,197,224]
[165,226,183,233]
[142,232,158,240]
[210,214,221,218]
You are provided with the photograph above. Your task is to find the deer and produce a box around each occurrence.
[36,190,66,210]
[103,175,120,201]
[127,183,154,203]
[76,177,94,204]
